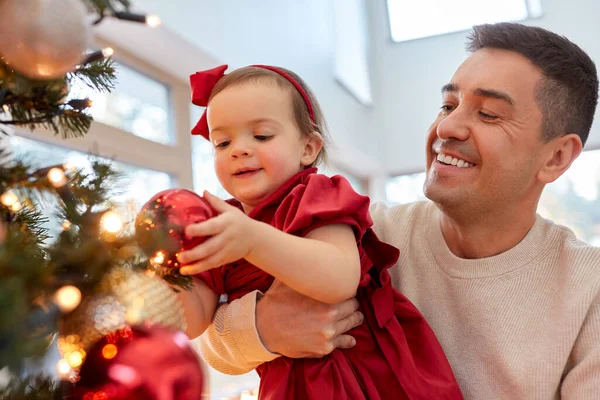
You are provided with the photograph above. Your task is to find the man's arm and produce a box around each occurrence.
[198,281,363,374]
[561,293,600,398]
[198,291,277,375]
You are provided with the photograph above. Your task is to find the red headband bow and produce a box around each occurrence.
[189,64,316,140]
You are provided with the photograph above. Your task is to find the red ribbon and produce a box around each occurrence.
[189,64,316,140]
[189,64,228,139]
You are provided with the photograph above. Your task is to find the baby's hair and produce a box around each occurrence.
[208,66,330,166]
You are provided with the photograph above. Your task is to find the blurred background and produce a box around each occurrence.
[7,0,600,398]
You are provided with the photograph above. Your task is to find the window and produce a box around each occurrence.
[9,135,173,241]
[385,149,600,245]
[333,0,372,105]
[71,62,172,145]
[386,171,426,205]
[387,0,543,42]
[190,106,229,199]
[538,149,600,246]
[10,136,172,204]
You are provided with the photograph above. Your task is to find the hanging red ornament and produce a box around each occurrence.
[135,189,216,268]
[73,326,205,400]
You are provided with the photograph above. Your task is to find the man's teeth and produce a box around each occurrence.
[436,153,474,168]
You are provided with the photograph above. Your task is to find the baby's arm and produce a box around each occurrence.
[174,278,219,339]
[177,192,361,305]
[246,222,361,304]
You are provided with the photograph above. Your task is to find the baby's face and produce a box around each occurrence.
[207,81,314,212]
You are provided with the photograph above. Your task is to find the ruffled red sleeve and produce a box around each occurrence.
[196,268,225,295]
[274,174,372,240]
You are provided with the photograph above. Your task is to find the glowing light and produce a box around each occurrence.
[1,191,18,207]
[54,285,82,312]
[10,202,21,212]
[2,105,8,113]
[145,15,161,27]
[67,351,83,368]
[152,251,165,264]
[63,162,77,173]
[57,358,72,375]
[62,220,72,230]
[101,211,123,233]
[102,47,114,57]
[102,344,118,360]
[48,167,67,187]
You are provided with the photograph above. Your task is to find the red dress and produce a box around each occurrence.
[200,168,462,400]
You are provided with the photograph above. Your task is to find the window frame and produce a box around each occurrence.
[385,0,543,43]
[12,36,194,190]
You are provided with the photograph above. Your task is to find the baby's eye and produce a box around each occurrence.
[254,135,273,141]
[214,141,230,148]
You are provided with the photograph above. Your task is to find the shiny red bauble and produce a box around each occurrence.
[135,189,216,268]
[74,326,204,400]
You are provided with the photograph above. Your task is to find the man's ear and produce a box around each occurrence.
[537,133,582,184]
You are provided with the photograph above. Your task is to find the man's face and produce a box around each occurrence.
[424,48,547,215]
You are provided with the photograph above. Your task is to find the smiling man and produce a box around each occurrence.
[198,23,600,398]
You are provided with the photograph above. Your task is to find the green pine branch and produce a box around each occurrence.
[0,375,62,400]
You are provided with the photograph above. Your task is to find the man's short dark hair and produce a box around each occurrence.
[467,22,598,146]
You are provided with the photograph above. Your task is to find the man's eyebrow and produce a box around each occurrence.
[442,83,515,107]
[473,88,516,107]
[441,83,457,93]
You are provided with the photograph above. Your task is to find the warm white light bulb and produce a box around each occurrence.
[11,202,21,212]
[1,191,18,207]
[152,251,165,265]
[146,15,161,27]
[102,47,114,57]
[57,358,71,376]
[101,211,123,233]
[62,162,76,173]
[48,168,67,187]
[54,285,82,313]
[66,351,83,368]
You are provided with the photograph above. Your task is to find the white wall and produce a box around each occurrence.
[125,0,384,178]
[369,0,600,174]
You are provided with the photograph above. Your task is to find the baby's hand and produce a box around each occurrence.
[177,191,258,275]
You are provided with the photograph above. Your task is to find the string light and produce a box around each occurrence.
[67,99,93,110]
[11,202,21,212]
[62,220,72,230]
[145,15,161,27]
[54,285,82,313]
[102,344,118,360]
[66,351,83,368]
[63,162,76,173]
[1,191,18,207]
[152,251,165,265]
[102,47,114,57]
[101,211,123,233]
[48,167,67,187]
[57,358,72,376]
[2,104,8,113]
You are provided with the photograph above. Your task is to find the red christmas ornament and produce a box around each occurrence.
[73,326,205,400]
[135,189,216,268]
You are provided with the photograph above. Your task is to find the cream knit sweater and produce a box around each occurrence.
[199,201,600,399]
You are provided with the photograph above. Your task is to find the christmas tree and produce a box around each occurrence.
[0,1,202,398]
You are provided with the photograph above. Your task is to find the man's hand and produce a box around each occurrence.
[256,280,363,358]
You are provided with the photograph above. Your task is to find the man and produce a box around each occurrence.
[197,23,600,398]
